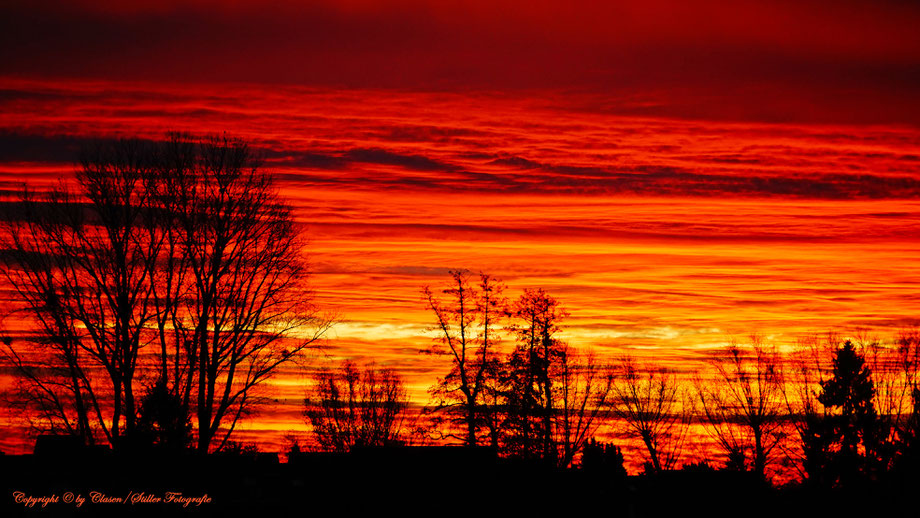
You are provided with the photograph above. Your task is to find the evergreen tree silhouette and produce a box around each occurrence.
[816,340,891,486]
[135,378,192,451]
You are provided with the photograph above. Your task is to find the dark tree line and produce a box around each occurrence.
[412,272,920,485]
[0,134,330,453]
[785,335,920,487]
[299,271,616,467]
[5,135,920,491]
[290,270,917,485]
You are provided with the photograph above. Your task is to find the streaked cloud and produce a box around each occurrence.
[1,77,919,462]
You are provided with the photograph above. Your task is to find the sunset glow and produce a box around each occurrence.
[1,0,919,484]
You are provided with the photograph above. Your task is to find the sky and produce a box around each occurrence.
[1,1,919,471]
[3,0,920,123]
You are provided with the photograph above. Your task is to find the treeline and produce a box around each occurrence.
[3,134,919,492]
[302,271,920,489]
[304,271,612,471]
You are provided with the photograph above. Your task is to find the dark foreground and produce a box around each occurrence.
[1,446,915,517]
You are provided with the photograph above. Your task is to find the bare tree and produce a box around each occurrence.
[611,356,689,473]
[158,135,329,452]
[553,346,614,468]
[424,280,611,466]
[858,330,908,433]
[1,140,162,448]
[897,328,920,399]
[860,328,920,465]
[0,134,329,452]
[304,360,410,452]
[894,328,920,471]
[695,337,784,480]
[780,333,835,482]
[423,270,507,447]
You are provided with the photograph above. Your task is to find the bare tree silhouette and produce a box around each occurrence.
[423,271,508,447]
[0,134,330,452]
[155,135,329,452]
[611,356,689,473]
[695,337,784,480]
[553,345,614,468]
[423,282,613,467]
[1,140,163,448]
[304,360,410,452]
[780,333,836,483]
[894,329,920,474]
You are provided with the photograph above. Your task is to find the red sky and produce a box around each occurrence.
[2,0,920,123]
[1,1,919,475]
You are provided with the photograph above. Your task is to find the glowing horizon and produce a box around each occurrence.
[1,76,919,474]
